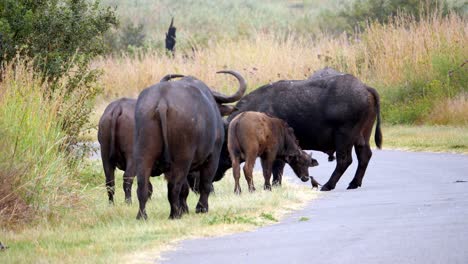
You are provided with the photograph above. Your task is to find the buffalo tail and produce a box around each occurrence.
[109,103,123,160]
[366,87,382,149]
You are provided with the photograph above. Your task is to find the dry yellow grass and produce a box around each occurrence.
[428,93,468,125]
[93,12,467,100]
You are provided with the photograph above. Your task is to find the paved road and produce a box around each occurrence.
[160,150,468,264]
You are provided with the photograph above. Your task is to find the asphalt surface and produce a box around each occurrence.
[160,150,468,264]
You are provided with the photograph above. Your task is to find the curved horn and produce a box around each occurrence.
[160,74,184,82]
[211,70,247,104]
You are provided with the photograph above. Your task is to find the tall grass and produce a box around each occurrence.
[0,61,81,225]
[94,11,467,125]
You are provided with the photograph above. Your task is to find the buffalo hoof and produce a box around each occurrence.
[180,204,189,215]
[196,203,208,214]
[347,183,360,190]
[320,184,335,192]
[234,187,241,195]
[264,185,272,191]
[169,212,182,220]
[272,180,281,187]
[136,210,148,220]
[248,186,256,193]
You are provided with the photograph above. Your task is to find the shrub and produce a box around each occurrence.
[0,0,116,146]
[0,0,116,80]
[317,0,465,34]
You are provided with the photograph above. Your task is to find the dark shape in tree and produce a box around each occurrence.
[165,17,176,54]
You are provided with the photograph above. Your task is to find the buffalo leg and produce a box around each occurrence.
[167,180,183,219]
[243,156,256,192]
[348,143,372,189]
[179,181,190,215]
[167,164,190,219]
[232,157,242,194]
[272,160,285,186]
[261,155,275,191]
[148,180,153,200]
[102,158,116,204]
[321,134,353,191]
[123,160,135,204]
[196,158,217,213]
[136,133,162,220]
[187,172,200,194]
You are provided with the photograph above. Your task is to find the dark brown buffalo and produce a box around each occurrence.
[216,67,382,191]
[134,70,246,220]
[98,98,139,204]
[97,75,207,204]
[228,111,319,194]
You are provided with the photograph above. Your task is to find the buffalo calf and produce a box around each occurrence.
[227,111,319,194]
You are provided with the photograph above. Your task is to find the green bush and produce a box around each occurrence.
[318,0,465,34]
[0,0,116,80]
[381,65,467,124]
[0,0,117,146]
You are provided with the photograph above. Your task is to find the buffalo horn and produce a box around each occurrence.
[211,70,247,104]
[160,74,185,82]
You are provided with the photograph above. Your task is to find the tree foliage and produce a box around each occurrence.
[0,0,117,146]
[0,0,116,81]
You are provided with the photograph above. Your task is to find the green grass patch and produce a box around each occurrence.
[299,217,310,222]
[0,162,317,263]
[380,125,468,154]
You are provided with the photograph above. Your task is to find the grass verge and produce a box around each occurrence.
[380,125,468,154]
[0,161,317,263]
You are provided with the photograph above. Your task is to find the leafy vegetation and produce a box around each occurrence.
[0,0,116,146]
[0,0,116,80]
[317,0,466,34]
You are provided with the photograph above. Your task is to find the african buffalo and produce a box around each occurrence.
[98,75,188,204]
[134,70,246,220]
[228,111,319,194]
[98,98,140,204]
[217,67,382,191]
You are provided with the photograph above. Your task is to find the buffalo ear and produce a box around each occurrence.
[218,104,237,116]
[310,158,319,167]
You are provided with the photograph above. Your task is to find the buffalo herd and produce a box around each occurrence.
[97,67,382,220]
